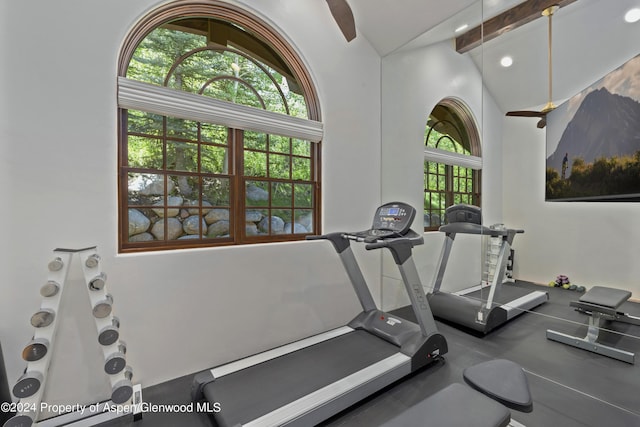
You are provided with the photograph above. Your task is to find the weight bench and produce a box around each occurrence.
[546,286,640,364]
[381,359,532,427]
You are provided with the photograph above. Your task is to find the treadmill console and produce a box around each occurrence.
[309,202,419,245]
[445,204,481,225]
[366,202,416,239]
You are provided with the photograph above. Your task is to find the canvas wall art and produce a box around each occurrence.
[546,53,640,201]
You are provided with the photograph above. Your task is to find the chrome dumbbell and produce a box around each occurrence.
[22,338,50,362]
[98,317,120,346]
[30,308,55,328]
[2,413,35,427]
[92,294,113,318]
[111,366,134,405]
[12,371,43,399]
[85,254,101,268]
[40,280,60,297]
[104,342,127,375]
[88,272,107,291]
[48,257,64,272]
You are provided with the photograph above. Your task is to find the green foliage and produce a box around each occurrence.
[243,179,313,210]
[545,167,570,199]
[546,152,640,199]
[202,177,230,205]
[424,122,475,219]
[126,27,205,86]
[125,23,314,214]
[127,25,307,118]
[423,160,474,213]
[425,127,469,154]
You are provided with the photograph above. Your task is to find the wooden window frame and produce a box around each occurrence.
[117,1,321,252]
[424,98,481,232]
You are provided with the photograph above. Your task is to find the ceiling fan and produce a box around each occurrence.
[326,0,356,42]
[506,5,559,129]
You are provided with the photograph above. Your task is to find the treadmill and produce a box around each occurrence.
[191,202,447,427]
[427,204,548,334]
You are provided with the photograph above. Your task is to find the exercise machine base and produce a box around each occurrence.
[546,286,637,364]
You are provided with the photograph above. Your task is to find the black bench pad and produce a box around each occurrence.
[579,286,631,309]
[380,383,510,427]
[463,359,533,412]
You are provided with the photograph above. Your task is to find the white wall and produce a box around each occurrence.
[0,0,382,403]
[379,40,505,309]
[502,119,640,296]
[0,0,11,384]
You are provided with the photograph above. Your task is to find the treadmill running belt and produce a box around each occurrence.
[204,330,400,427]
[465,283,535,305]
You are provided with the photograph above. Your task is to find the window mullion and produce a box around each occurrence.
[197,123,203,239]
[233,128,243,243]
[446,165,454,207]
[265,135,271,235]
[163,116,169,242]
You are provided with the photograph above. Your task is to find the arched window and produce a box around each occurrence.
[423,98,481,231]
[117,1,321,252]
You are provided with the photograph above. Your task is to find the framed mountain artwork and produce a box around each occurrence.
[546,53,640,201]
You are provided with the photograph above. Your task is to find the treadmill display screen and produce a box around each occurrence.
[380,208,400,216]
[371,202,415,235]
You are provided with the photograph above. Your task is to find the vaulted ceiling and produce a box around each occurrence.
[340,0,640,115]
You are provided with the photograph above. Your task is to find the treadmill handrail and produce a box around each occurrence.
[363,233,424,248]
[355,232,422,245]
[306,232,350,253]
[439,222,524,237]
[364,234,424,265]
[307,232,377,312]
[307,229,424,252]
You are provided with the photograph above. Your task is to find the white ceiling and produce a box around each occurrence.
[348,0,477,57]
[346,0,640,114]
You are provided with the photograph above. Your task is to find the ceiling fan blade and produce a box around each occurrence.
[537,117,547,129]
[326,0,356,42]
[506,6,559,128]
[505,110,547,118]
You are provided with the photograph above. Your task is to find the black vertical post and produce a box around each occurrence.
[1,341,13,423]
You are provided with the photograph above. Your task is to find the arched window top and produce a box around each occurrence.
[126,19,304,118]
[423,98,481,231]
[118,1,320,121]
[117,1,321,252]
[425,98,480,157]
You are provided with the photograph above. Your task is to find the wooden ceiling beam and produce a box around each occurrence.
[455,0,578,54]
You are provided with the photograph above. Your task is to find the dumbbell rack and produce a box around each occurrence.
[4,247,142,427]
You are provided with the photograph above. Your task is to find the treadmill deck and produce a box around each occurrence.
[203,329,407,427]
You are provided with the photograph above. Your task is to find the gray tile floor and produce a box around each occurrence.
[101,282,640,427]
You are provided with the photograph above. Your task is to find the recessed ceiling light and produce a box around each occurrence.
[500,56,513,67]
[454,24,469,33]
[625,8,640,23]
